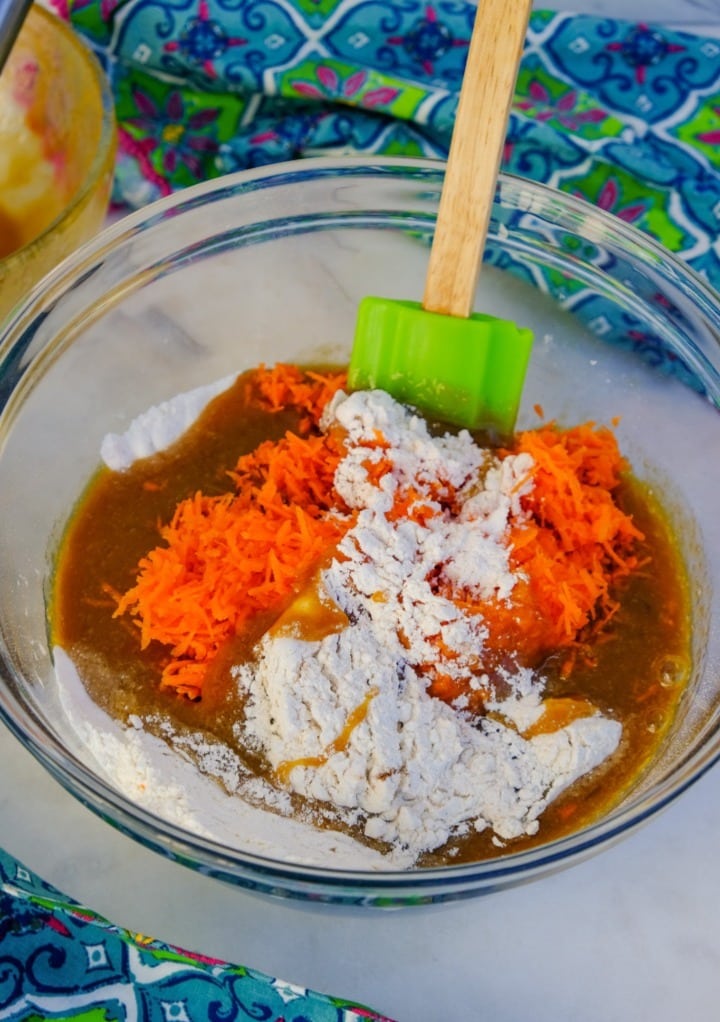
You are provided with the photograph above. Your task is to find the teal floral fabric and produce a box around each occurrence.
[50,0,720,388]
[0,848,393,1021]
[53,0,720,297]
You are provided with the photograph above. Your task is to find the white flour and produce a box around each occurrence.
[233,390,622,861]
[54,376,622,869]
[52,647,401,868]
[101,374,237,471]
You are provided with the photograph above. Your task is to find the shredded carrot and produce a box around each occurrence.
[243,363,347,433]
[114,389,352,697]
[507,422,643,656]
[276,686,379,785]
[635,681,661,704]
[434,421,644,679]
[115,367,644,710]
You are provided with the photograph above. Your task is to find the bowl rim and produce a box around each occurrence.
[5,154,720,344]
[2,155,720,900]
[0,3,116,273]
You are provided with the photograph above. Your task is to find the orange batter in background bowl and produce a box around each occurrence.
[0,3,115,322]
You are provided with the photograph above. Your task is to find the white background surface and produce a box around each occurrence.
[578,0,719,32]
[3,1,720,1020]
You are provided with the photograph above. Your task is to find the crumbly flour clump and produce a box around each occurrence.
[233,390,622,862]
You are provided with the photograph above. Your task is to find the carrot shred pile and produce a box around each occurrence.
[480,422,642,668]
[114,367,644,706]
[510,422,644,647]
[114,366,350,698]
[427,422,644,706]
[243,363,347,432]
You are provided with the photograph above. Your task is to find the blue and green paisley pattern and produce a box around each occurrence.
[54,0,720,282]
[0,849,393,1021]
[52,0,720,385]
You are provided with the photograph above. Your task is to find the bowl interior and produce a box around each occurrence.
[0,159,719,904]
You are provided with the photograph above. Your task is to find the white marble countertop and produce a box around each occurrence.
[3,700,720,1020]
[3,1,720,1020]
[574,0,719,31]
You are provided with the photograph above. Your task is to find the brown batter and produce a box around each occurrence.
[50,371,691,865]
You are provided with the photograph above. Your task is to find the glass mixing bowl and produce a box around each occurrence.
[0,4,116,323]
[0,158,719,906]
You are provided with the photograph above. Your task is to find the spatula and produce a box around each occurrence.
[348,0,534,436]
[0,0,33,74]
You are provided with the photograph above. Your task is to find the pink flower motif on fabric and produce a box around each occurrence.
[125,88,220,181]
[698,105,720,145]
[291,66,399,108]
[515,82,607,132]
[574,178,647,224]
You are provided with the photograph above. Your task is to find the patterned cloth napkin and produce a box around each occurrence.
[56,0,720,290]
[0,848,394,1020]
[52,0,720,385]
[3,2,720,1018]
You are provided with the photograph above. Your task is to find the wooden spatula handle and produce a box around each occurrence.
[422,0,532,319]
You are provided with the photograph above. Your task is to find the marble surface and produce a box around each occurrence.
[3,2,720,1020]
[3,691,720,1021]
[574,0,719,31]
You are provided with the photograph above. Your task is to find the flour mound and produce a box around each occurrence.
[101,375,236,470]
[234,391,621,862]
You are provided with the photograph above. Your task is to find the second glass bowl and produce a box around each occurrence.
[0,4,116,322]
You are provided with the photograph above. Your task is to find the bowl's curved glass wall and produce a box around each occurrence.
[0,159,719,905]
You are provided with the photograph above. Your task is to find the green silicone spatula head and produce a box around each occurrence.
[349,0,534,436]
